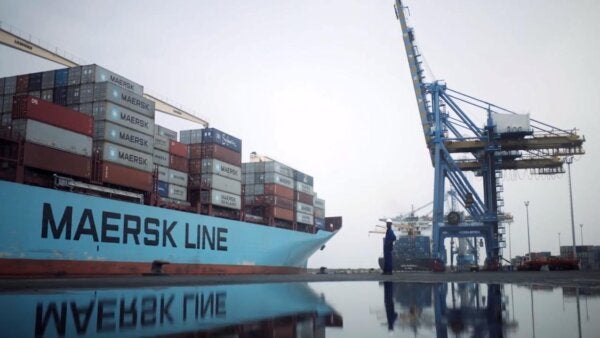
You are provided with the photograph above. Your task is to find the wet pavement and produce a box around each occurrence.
[1,270,599,292]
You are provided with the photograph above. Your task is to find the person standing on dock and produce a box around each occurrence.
[383,219,396,275]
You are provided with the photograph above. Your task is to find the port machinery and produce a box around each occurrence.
[394,1,585,269]
[0,22,208,127]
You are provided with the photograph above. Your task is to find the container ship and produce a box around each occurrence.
[374,212,443,272]
[0,65,341,277]
[377,228,441,272]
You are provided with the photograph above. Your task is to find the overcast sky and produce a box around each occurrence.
[1,0,598,268]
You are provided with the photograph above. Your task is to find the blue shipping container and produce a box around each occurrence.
[54,69,69,87]
[201,128,242,153]
[158,181,169,197]
[315,218,325,229]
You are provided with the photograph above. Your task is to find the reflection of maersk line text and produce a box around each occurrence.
[35,291,226,336]
[41,203,228,250]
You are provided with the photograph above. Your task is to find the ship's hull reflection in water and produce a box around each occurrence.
[0,282,343,337]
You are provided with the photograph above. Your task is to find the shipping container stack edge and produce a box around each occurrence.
[184,127,243,221]
[241,155,323,233]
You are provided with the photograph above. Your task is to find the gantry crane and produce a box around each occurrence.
[394,1,585,269]
[0,23,208,126]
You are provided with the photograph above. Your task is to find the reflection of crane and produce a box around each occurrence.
[374,282,518,336]
[394,1,585,269]
[0,22,208,126]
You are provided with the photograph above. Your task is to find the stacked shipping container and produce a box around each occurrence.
[154,125,190,205]
[242,161,296,226]
[10,96,93,181]
[0,65,158,193]
[313,196,326,230]
[242,157,323,232]
[182,128,242,219]
[293,169,315,231]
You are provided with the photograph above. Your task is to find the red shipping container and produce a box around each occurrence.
[100,162,153,192]
[248,195,293,210]
[12,95,93,136]
[23,142,91,179]
[265,206,294,222]
[188,158,202,174]
[188,144,203,159]
[16,75,29,93]
[264,183,294,200]
[169,140,188,158]
[295,191,314,205]
[203,144,241,166]
[169,154,188,172]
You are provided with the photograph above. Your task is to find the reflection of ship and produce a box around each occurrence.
[393,283,435,334]
[0,282,343,337]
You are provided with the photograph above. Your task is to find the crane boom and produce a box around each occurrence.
[394,0,432,151]
[0,24,209,127]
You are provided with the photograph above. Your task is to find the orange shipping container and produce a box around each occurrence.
[100,162,153,192]
[264,183,294,200]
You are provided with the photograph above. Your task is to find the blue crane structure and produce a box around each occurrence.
[394,1,585,269]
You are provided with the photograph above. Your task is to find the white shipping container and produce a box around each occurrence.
[265,172,294,189]
[81,64,144,96]
[264,161,294,178]
[296,212,314,225]
[168,168,188,187]
[202,174,241,195]
[154,125,177,141]
[93,82,155,118]
[157,165,169,182]
[314,197,325,209]
[12,119,92,157]
[202,158,242,180]
[94,121,154,155]
[242,162,265,174]
[168,184,188,201]
[207,189,242,210]
[492,112,530,134]
[97,142,153,172]
[296,201,314,215]
[154,134,169,151]
[92,101,154,136]
[295,181,314,195]
[153,149,169,167]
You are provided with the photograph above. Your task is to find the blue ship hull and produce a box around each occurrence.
[0,181,338,276]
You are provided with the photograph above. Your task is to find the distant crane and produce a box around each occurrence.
[394,1,585,269]
[0,22,209,126]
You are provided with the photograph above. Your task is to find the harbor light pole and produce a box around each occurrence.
[508,222,512,263]
[566,156,577,259]
[558,232,561,256]
[580,224,584,246]
[525,201,531,259]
